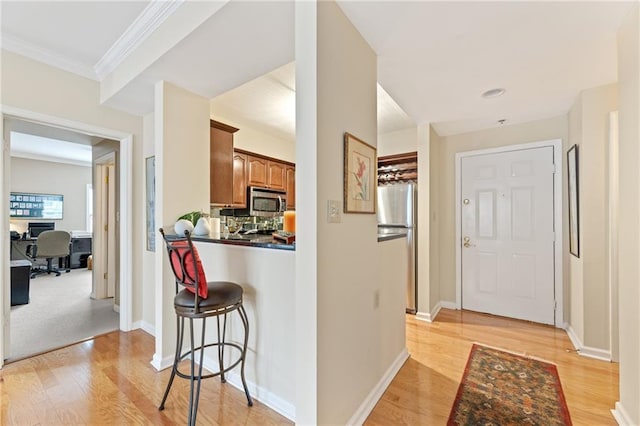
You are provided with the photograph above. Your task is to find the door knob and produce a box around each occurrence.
[463,236,474,248]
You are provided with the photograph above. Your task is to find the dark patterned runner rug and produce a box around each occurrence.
[448,344,572,426]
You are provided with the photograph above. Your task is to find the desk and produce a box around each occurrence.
[11,260,31,305]
[10,236,92,269]
[10,239,34,261]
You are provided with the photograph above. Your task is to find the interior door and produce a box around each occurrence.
[106,164,116,298]
[461,146,555,325]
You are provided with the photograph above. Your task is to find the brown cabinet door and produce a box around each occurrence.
[248,155,268,187]
[210,126,233,205]
[268,161,286,191]
[232,152,248,207]
[285,165,295,209]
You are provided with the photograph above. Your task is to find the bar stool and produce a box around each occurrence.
[159,228,253,425]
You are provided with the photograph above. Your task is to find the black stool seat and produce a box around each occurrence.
[158,228,253,426]
[175,281,243,314]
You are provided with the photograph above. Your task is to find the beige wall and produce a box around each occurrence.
[378,127,418,156]
[567,100,584,340]
[296,1,406,423]
[434,116,569,310]
[316,2,382,423]
[141,113,155,332]
[429,126,442,311]
[0,50,144,332]
[567,83,618,353]
[10,157,91,232]
[152,81,210,365]
[208,108,295,163]
[616,4,640,423]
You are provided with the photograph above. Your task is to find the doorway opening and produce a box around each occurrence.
[1,109,133,365]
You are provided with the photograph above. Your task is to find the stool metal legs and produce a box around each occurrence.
[238,305,253,406]
[159,315,184,411]
[158,307,253,424]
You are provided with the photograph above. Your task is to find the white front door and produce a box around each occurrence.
[461,146,555,325]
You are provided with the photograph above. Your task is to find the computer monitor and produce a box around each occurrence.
[28,222,55,238]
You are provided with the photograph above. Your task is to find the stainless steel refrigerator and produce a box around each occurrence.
[377,183,417,313]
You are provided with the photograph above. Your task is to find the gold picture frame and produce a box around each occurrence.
[344,132,376,214]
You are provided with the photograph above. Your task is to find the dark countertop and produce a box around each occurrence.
[377,233,406,242]
[191,233,295,251]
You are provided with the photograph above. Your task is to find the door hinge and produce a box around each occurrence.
[105,175,109,184]
[554,300,557,311]
[552,163,556,174]
[104,272,108,280]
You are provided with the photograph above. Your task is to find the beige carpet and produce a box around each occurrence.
[9,269,119,361]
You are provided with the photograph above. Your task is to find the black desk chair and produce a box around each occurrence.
[159,228,252,426]
[27,230,71,279]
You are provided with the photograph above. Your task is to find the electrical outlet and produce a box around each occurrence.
[327,200,341,223]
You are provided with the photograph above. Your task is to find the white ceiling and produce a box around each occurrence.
[10,132,93,167]
[1,0,636,143]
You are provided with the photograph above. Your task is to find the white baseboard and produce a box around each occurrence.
[415,300,458,323]
[113,304,120,313]
[564,324,612,362]
[200,354,296,422]
[440,301,457,310]
[346,348,410,426]
[151,353,175,371]
[132,320,155,337]
[415,311,433,322]
[611,401,634,425]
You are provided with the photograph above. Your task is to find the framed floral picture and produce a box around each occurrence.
[344,132,376,214]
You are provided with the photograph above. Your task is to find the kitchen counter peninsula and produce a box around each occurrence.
[192,233,295,250]
[190,237,296,420]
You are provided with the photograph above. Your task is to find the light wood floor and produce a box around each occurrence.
[0,309,618,425]
[365,309,619,425]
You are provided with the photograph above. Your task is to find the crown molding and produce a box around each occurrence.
[1,34,98,81]
[94,0,185,80]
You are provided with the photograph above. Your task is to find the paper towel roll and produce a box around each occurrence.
[210,217,221,235]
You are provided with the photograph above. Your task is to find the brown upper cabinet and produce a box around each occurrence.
[247,154,286,191]
[209,120,295,208]
[210,120,241,207]
[232,151,248,207]
[285,165,295,210]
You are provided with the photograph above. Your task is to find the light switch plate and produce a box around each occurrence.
[327,200,341,223]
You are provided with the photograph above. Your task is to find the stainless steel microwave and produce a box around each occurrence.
[221,186,287,217]
[248,186,287,217]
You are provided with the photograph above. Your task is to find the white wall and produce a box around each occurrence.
[9,157,91,233]
[194,242,296,419]
[378,127,417,157]
[615,4,640,424]
[434,116,569,313]
[567,83,618,354]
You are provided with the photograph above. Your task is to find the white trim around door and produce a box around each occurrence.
[455,139,564,327]
[0,106,134,365]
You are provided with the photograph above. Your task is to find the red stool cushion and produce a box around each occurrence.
[167,240,208,299]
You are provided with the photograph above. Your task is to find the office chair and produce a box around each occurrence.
[158,228,252,426]
[27,230,71,279]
